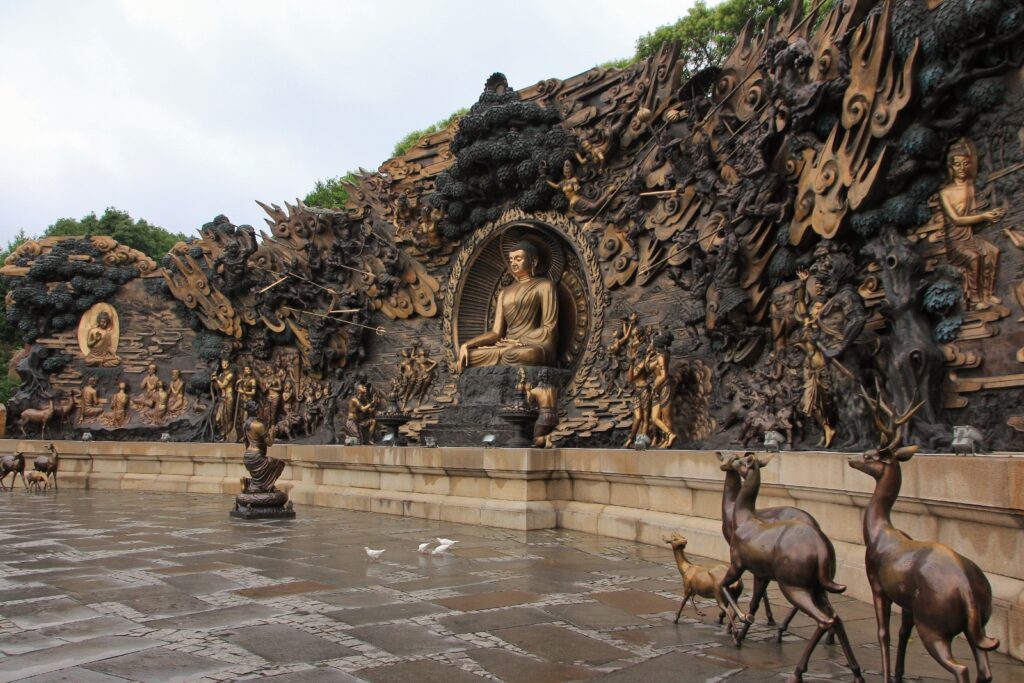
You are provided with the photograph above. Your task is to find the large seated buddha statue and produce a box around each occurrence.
[457,241,558,370]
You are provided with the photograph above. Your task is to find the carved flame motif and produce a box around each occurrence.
[791,0,918,243]
[163,244,242,338]
[161,200,440,373]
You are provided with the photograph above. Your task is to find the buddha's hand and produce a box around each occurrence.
[457,343,469,370]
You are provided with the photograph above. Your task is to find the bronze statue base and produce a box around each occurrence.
[230,491,295,520]
[497,408,539,448]
[424,366,570,446]
[376,411,411,446]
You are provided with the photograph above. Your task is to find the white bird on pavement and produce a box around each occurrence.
[365,547,386,560]
[436,537,458,546]
[417,542,434,554]
[432,541,457,555]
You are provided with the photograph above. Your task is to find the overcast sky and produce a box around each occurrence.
[0,0,692,245]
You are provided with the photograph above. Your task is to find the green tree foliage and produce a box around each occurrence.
[0,232,28,405]
[303,172,360,210]
[595,57,635,70]
[392,108,468,158]
[45,208,187,262]
[635,0,835,79]
[635,0,791,78]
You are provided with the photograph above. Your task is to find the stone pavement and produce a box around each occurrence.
[0,492,1020,682]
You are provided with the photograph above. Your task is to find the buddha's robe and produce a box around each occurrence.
[468,276,558,367]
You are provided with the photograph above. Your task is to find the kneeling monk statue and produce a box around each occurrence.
[458,241,558,370]
[231,400,294,518]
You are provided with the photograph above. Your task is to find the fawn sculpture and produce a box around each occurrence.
[717,451,835,643]
[848,392,997,683]
[664,532,742,631]
[719,454,863,683]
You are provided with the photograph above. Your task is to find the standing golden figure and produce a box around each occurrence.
[457,241,558,370]
[212,359,237,440]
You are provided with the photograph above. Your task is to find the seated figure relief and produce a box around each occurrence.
[457,241,559,370]
[937,138,1005,311]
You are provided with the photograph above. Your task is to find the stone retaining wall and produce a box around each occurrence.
[3,438,1022,660]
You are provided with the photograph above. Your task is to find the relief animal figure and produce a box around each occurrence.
[848,393,997,683]
[863,229,948,448]
[719,454,862,683]
[33,442,59,491]
[52,392,77,435]
[664,533,743,632]
[19,399,55,438]
[0,451,27,490]
[717,452,836,643]
[26,470,49,492]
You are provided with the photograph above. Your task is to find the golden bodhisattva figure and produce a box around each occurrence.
[236,366,257,408]
[938,138,1005,310]
[212,359,236,439]
[458,241,558,370]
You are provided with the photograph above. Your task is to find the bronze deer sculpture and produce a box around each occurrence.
[664,532,742,631]
[848,391,997,683]
[0,452,27,490]
[717,451,835,643]
[33,443,59,491]
[719,454,863,683]
[20,399,55,438]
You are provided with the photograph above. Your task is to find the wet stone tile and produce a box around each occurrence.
[325,601,450,626]
[590,589,681,616]
[358,660,485,683]
[467,647,598,683]
[544,601,653,630]
[345,622,465,656]
[0,631,69,656]
[433,590,541,611]
[150,560,237,575]
[159,571,242,594]
[234,580,334,599]
[493,623,632,665]
[18,667,131,683]
[143,603,284,630]
[119,590,214,619]
[82,646,229,683]
[37,616,141,643]
[438,606,554,634]
[313,589,402,609]
[223,623,357,664]
[1,598,101,630]
[0,636,163,683]
[257,669,368,682]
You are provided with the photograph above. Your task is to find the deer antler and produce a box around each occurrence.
[860,378,924,449]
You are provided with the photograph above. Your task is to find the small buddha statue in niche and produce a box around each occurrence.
[457,241,558,370]
[85,310,120,367]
